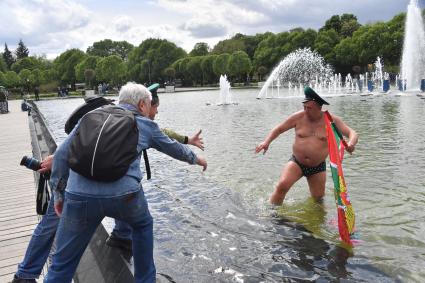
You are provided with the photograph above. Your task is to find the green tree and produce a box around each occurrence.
[42,69,58,83]
[96,55,126,86]
[0,71,5,86]
[15,39,29,59]
[257,66,267,81]
[178,57,192,85]
[320,14,360,38]
[30,69,43,86]
[189,42,210,56]
[253,32,291,71]
[381,13,405,67]
[19,69,33,88]
[227,51,252,82]
[340,14,361,37]
[171,58,185,82]
[0,57,7,72]
[212,38,245,55]
[200,55,218,84]
[163,67,175,82]
[11,57,40,73]
[75,56,100,82]
[54,49,86,86]
[331,12,404,73]
[127,38,186,83]
[290,29,317,50]
[213,53,230,76]
[3,43,15,69]
[334,37,359,67]
[3,71,20,88]
[186,56,203,85]
[86,39,134,60]
[84,69,96,88]
[239,32,272,59]
[314,29,340,65]
[321,15,342,33]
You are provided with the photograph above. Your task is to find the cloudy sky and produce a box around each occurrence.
[0,0,421,59]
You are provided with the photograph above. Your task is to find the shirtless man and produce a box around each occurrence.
[255,87,358,205]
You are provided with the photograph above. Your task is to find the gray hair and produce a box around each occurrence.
[118,82,152,106]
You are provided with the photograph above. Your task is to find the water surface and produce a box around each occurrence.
[36,89,425,282]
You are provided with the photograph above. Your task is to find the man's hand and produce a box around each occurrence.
[255,141,269,155]
[188,129,204,150]
[196,156,207,171]
[38,155,54,174]
[346,142,355,154]
[54,201,63,216]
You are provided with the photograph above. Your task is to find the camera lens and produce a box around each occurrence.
[20,156,41,171]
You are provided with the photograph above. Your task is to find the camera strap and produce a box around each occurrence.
[36,174,50,215]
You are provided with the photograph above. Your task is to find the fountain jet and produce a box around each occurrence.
[401,0,425,91]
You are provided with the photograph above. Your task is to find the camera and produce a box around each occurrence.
[20,156,41,171]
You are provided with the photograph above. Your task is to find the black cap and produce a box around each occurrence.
[302,86,329,106]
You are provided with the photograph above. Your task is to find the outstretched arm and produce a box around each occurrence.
[333,115,358,153]
[161,128,204,150]
[151,124,207,171]
[187,129,204,150]
[255,113,298,154]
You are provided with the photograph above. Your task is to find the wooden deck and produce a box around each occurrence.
[0,100,41,282]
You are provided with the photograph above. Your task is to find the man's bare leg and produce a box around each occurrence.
[306,171,326,201]
[269,161,303,205]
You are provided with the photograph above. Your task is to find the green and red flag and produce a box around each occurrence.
[324,111,355,246]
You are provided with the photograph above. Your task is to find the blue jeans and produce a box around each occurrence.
[44,191,155,283]
[112,219,133,240]
[16,195,59,279]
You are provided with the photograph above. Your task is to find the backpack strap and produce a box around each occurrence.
[124,108,152,180]
[142,149,151,180]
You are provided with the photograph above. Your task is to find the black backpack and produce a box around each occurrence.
[68,106,140,182]
[65,96,114,135]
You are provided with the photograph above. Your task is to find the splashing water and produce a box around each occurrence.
[401,0,425,90]
[218,74,234,105]
[257,48,333,99]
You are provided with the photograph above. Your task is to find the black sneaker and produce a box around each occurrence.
[11,275,37,283]
[105,234,132,252]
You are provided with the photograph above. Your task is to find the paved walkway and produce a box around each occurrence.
[0,100,40,282]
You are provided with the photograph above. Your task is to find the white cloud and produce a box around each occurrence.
[0,0,412,58]
[113,16,133,34]
[0,0,90,56]
[181,17,228,38]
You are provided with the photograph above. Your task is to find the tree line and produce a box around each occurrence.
[0,11,416,92]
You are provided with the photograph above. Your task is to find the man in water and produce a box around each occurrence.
[255,87,358,205]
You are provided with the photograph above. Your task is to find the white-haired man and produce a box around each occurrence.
[44,82,207,283]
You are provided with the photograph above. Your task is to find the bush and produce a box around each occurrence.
[40,81,59,93]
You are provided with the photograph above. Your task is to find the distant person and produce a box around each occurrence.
[34,86,40,101]
[0,87,9,114]
[98,83,103,95]
[255,87,358,205]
